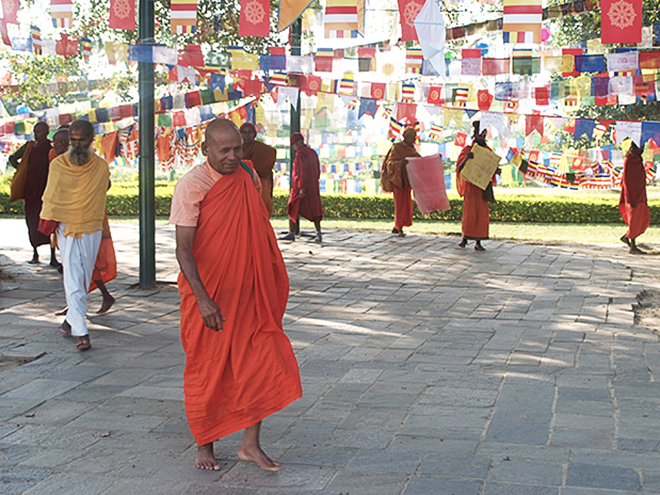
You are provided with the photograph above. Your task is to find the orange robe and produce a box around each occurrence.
[619,152,651,241]
[89,214,117,292]
[176,164,302,445]
[381,142,420,230]
[456,144,496,240]
[243,140,277,217]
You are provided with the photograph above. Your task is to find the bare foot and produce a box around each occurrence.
[195,443,221,471]
[237,445,281,472]
[75,335,92,351]
[475,243,486,252]
[620,235,631,247]
[630,246,645,255]
[59,320,72,335]
[458,239,467,248]
[97,295,116,314]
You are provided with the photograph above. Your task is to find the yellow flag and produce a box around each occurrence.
[278,0,314,32]
[444,108,463,127]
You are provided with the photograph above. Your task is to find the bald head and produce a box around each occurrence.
[52,129,69,156]
[33,122,49,144]
[202,118,243,175]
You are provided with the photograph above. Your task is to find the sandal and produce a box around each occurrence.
[59,322,72,335]
[76,335,92,351]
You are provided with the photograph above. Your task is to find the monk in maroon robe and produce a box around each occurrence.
[281,132,323,243]
[620,142,651,254]
[9,122,56,264]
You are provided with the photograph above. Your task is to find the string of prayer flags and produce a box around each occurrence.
[2,0,18,24]
[601,0,642,44]
[51,0,73,28]
[109,0,136,30]
[31,26,42,55]
[502,0,542,43]
[397,0,423,41]
[171,0,197,34]
[238,0,270,37]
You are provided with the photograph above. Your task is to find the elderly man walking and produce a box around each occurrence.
[170,119,302,472]
[620,141,651,254]
[40,119,110,351]
[240,122,277,217]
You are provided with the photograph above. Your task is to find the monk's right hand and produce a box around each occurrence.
[467,152,474,160]
[198,297,225,332]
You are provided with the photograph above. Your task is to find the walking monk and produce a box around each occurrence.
[40,119,110,351]
[170,119,302,472]
[619,141,650,254]
[240,122,277,217]
[456,122,499,252]
[281,132,323,242]
[381,127,420,237]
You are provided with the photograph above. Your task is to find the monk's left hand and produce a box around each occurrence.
[299,188,307,198]
[198,296,226,332]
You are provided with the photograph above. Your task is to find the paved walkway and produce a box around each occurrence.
[1,218,660,495]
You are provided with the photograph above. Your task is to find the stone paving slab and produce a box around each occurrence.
[1,218,660,494]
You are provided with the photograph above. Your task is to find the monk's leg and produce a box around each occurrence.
[280,218,297,241]
[475,240,486,252]
[238,421,281,472]
[458,237,467,248]
[313,220,322,243]
[94,279,116,314]
[195,442,221,471]
[29,247,39,264]
[621,234,631,247]
[629,238,644,254]
[49,246,61,267]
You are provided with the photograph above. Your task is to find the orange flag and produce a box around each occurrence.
[277,0,313,31]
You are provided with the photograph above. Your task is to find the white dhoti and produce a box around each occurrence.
[58,223,102,337]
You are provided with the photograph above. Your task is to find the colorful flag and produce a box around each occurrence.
[477,90,493,110]
[454,87,469,107]
[269,72,288,85]
[388,116,404,141]
[109,0,136,30]
[401,83,415,102]
[601,0,642,44]
[414,0,445,75]
[371,82,385,100]
[81,37,92,61]
[238,0,270,37]
[324,0,364,38]
[502,0,542,44]
[51,0,73,28]
[277,0,313,31]
[429,124,442,141]
[171,0,197,34]
[592,120,609,140]
[338,73,355,95]
[2,0,18,24]
[405,47,423,74]
[31,25,42,55]
[397,0,423,41]
[315,48,334,72]
[56,33,78,57]
[454,132,467,147]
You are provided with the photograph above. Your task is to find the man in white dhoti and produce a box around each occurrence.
[40,119,110,351]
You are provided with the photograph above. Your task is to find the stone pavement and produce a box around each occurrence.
[1,217,660,495]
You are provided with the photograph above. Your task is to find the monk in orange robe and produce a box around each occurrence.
[170,119,302,472]
[381,127,420,237]
[456,121,499,251]
[240,122,277,217]
[619,142,650,254]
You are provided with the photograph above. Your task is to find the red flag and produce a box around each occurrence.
[179,44,204,67]
[462,49,481,59]
[482,58,510,76]
[477,90,493,110]
[601,0,642,44]
[526,114,544,136]
[563,118,576,134]
[639,51,660,70]
[56,34,79,57]
[528,150,540,163]
[238,0,270,37]
[396,102,417,125]
[455,132,467,147]
[2,0,18,24]
[427,85,443,105]
[172,111,186,127]
[371,82,386,100]
[595,95,617,105]
[562,48,582,77]
[397,0,423,41]
[302,74,321,95]
[0,19,10,46]
[109,0,136,30]
[534,86,549,106]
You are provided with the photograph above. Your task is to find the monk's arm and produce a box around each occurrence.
[7,143,27,169]
[175,226,225,332]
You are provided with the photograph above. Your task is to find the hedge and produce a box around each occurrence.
[1,184,658,224]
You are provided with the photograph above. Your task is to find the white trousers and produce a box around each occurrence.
[58,223,102,337]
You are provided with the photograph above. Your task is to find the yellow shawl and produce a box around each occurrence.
[40,152,110,239]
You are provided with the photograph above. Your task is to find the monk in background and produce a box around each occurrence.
[456,121,499,252]
[240,122,276,217]
[9,121,58,265]
[381,127,420,237]
[50,127,116,314]
[170,119,301,472]
[619,141,650,254]
[281,132,323,243]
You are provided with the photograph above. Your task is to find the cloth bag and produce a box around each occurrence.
[9,142,33,202]
[406,154,450,214]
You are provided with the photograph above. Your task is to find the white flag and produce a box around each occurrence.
[414,0,446,78]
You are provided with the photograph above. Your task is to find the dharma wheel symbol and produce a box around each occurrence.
[607,0,636,29]
[113,0,132,19]
[244,0,266,25]
[403,1,423,26]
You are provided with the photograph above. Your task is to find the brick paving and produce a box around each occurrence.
[1,218,660,494]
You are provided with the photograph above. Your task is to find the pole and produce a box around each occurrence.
[138,0,156,289]
[289,18,302,176]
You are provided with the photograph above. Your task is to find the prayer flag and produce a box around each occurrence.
[178,44,204,67]
[51,0,73,28]
[109,0,136,30]
[429,124,442,141]
[371,82,385,100]
[477,89,493,110]
[269,72,288,85]
[414,0,446,76]
[534,86,549,105]
[454,87,468,107]
[502,0,542,44]
[238,0,270,37]
[601,0,642,44]
[574,118,595,140]
[31,25,42,55]
[401,83,415,102]
[0,19,10,46]
[526,114,544,136]
[338,73,355,95]
[315,48,333,72]
[171,0,197,34]
[593,120,610,140]
[388,116,404,141]
[405,47,424,74]
[397,0,424,41]
[81,37,92,61]
[396,102,417,124]
[454,132,467,147]
[324,0,364,38]
[482,58,510,75]
[277,0,313,31]
[56,34,79,57]
[427,85,442,105]
[2,0,17,24]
